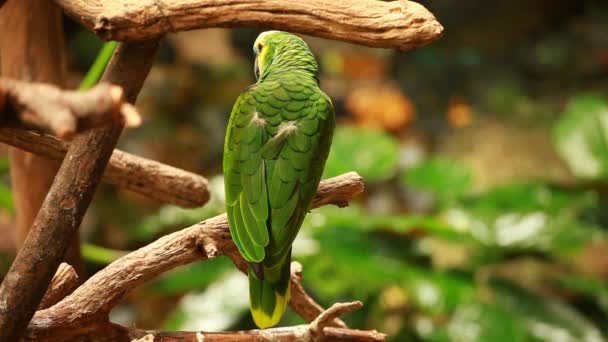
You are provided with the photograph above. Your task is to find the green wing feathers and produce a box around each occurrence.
[224,80,334,328]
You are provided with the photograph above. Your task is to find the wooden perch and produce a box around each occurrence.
[25,173,367,341]
[0,78,140,138]
[0,128,210,208]
[0,40,161,342]
[54,0,443,50]
[113,302,385,341]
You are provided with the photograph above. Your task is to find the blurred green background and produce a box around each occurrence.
[2,1,608,340]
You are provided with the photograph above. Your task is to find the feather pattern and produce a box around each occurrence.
[223,31,334,328]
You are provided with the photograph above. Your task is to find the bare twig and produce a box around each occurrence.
[309,302,362,337]
[289,262,347,328]
[0,78,140,138]
[108,303,385,341]
[38,263,80,310]
[0,40,160,342]
[25,173,364,341]
[0,128,210,208]
[54,0,442,51]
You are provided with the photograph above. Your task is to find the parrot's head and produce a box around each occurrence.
[253,31,319,82]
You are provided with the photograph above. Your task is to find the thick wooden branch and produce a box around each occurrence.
[38,263,80,310]
[26,173,364,341]
[110,302,385,341]
[0,78,140,138]
[0,40,160,342]
[54,0,442,51]
[0,128,210,208]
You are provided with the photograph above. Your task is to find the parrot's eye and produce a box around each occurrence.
[257,43,264,52]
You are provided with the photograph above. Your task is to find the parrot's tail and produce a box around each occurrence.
[248,255,291,329]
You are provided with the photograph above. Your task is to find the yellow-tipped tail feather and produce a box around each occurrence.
[248,268,291,328]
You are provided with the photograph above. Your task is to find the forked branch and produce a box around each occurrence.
[25,173,368,341]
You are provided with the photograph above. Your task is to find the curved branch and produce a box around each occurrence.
[0,128,210,208]
[25,172,364,341]
[54,0,443,50]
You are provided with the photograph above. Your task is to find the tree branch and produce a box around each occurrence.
[54,0,443,51]
[38,263,80,310]
[0,128,210,208]
[0,40,160,342]
[111,302,385,341]
[289,262,347,327]
[25,173,364,341]
[0,78,140,138]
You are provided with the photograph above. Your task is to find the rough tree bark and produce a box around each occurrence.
[0,128,210,208]
[0,40,160,342]
[0,0,85,275]
[54,0,443,50]
[25,173,370,341]
[0,79,141,138]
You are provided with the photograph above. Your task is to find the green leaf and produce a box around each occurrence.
[402,158,472,205]
[553,94,608,180]
[323,126,399,182]
[79,41,118,90]
[491,281,606,342]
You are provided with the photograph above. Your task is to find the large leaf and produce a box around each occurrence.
[554,94,608,180]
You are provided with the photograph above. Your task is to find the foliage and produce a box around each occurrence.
[554,94,608,181]
[402,158,472,206]
[323,126,399,182]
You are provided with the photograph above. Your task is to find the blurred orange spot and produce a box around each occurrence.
[346,84,415,132]
[447,96,472,128]
[340,52,387,81]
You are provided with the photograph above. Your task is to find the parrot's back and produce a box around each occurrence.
[224,66,334,328]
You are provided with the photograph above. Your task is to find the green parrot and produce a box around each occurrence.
[223,31,334,328]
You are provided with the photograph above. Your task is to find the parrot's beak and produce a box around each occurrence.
[254,56,260,81]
